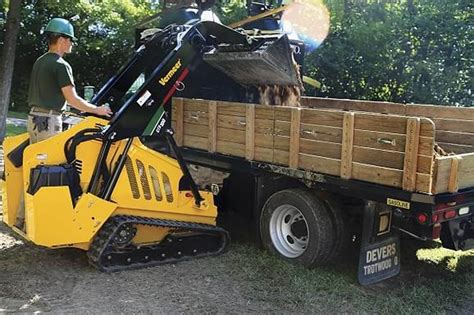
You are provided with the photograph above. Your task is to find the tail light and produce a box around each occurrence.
[444,210,456,219]
[416,213,428,224]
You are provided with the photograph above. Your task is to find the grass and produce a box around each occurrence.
[6,110,28,120]
[5,124,26,137]
[227,239,474,314]
[5,110,27,137]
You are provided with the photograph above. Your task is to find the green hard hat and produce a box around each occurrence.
[45,18,76,40]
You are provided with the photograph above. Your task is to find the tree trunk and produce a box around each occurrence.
[0,0,22,143]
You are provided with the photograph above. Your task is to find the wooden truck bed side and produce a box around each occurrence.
[171,97,474,195]
[301,97,474,194]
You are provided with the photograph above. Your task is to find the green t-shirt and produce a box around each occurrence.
[27,52,75,111]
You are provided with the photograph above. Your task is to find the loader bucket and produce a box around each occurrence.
[203,34,300,86]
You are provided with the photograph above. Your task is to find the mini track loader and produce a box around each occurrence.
[1,21,301,271]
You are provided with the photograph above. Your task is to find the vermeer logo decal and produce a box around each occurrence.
[159,59,182,86]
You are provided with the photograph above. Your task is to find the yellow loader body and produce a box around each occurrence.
[2,117,218,256]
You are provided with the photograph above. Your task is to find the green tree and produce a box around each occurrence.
[307,0,472,106]
[7,0,155,112]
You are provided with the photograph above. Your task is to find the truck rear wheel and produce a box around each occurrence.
[260,188,334,267]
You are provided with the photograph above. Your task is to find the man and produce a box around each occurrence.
[27,17,112,143]
[15,18,112,230]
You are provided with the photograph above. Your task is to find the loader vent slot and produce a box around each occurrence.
[74,159,83,174]
[149,166,163,201]
[161,172,174,203]
[136,159,151,200]
[125,156,140,199]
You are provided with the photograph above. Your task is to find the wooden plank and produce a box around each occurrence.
[458,153,474,190]
[300,139,342,159]
[255,133,274,149]
[217,100,248,116]
[436,142,474,155]
[354,130,405,152]
[415,173,432,194]
[216,127,246,144]
[352,163,403,188]
[183,135,208,151]
[301,109,344,127]
[419,137,435,156]
[183,123,208,137]
[216,141,245,158]
[403,118,421,192]
[435,130,474,146]
[182,99,209,112]
[275,121,290,136]
[353,130,434,156]
[289,108,301,169]
[406,104,474,120]
[353,146,404,170]
[355,114,407,134]
[340,112,355,179]
[183,110,208,125]
[299,154,341,176]
[448,156,461,193]
[275,107,292,121]
[300,123,342,143]
[208,101,218,153]
[274,136,290,152]
[417,155,434,175]
[255,106,275,120]
[274,149,290,166]
[217,114,247,131]
[351,146,433,174]
[300,97,406,115]
[246,105,255,160]
[254,146,273,163]
[432,118,474,133]
[255,119,274,136]
[173,98,184,146]
[432,157,454,194]
[419,118,435,138]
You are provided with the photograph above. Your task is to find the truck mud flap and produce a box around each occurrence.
[358,201,401,285]
[203,34,300,86]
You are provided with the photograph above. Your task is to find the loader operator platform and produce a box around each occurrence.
[27,17,112,144]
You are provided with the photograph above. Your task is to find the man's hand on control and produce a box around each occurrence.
[94,105,113,117]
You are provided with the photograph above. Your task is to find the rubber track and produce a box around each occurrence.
[87,215,230,272]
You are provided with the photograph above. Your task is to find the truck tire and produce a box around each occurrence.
[259,188,335,267]
[315,192,348,262]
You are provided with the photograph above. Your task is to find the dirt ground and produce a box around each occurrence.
[0,217,282,314]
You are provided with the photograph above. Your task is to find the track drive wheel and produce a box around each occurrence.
[260,188,335,267]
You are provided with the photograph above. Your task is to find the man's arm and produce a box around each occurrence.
[61,85,112,117]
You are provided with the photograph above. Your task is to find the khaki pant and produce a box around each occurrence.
[26,107,63,143]
[16,107,63,230]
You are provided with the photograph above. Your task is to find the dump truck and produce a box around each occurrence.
[167,96,474,285]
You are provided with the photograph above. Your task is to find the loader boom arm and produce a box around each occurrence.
[92,21,252,141]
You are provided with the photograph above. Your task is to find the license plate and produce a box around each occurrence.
[358,235,400,285]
